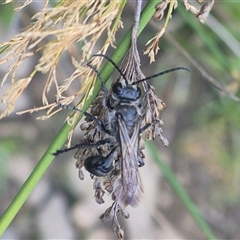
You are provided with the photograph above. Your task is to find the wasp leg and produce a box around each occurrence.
[137,156,145,167]
[53,137,116,156]
[57,102,112,135]
[84,146,117,176]
[139,120,158,134]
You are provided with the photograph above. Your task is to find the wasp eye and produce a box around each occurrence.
[136,87,141,99]
[112,82,123,95]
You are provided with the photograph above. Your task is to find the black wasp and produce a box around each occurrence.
[54,54,190,208]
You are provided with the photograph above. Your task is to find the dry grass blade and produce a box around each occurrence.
[145,0,214,63]
[0,77,31,119]
[4,0,32,11]
[0,1,124,120]
[196,0,214,23]
[154,0,172,21]
[144,0,176,63]
[184,0,215,23]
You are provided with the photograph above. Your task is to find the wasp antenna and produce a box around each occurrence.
[133,67,191,85]
[92,54,128,84]
[87,62,109,97]
[56,100,84,113]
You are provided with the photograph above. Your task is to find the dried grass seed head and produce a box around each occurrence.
[0,1,124,120]
[145,0,214,62]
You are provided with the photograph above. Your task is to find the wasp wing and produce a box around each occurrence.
[113,117,143,208]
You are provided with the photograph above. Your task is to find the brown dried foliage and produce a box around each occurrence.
[0,0,124,120]
[145,0,214,63]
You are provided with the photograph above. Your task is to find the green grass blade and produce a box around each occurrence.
[0,4,14,28]
[146,141,216,240]
[0,44,10,55]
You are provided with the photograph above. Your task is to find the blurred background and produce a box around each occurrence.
[1,1,240,239]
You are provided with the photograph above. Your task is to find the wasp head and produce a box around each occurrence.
[112,82,141,101]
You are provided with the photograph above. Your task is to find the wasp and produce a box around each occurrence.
[54,54,190,208]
